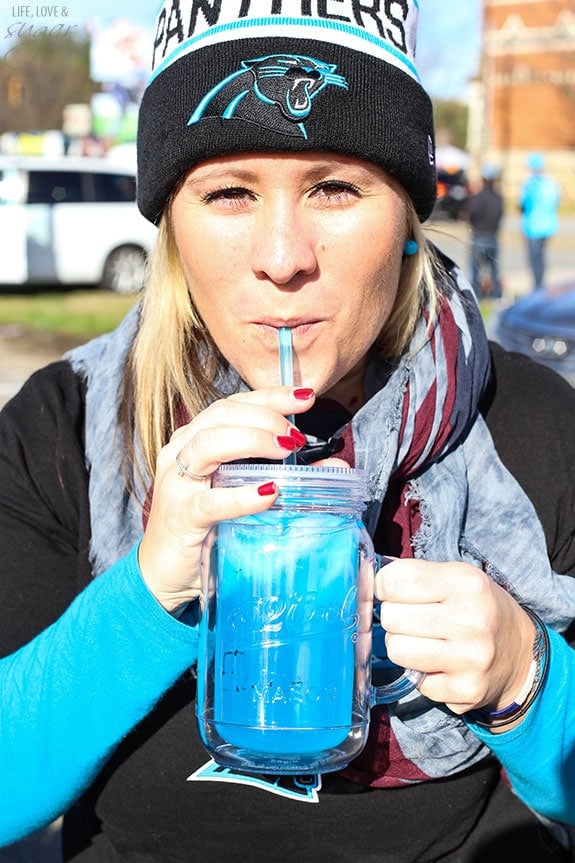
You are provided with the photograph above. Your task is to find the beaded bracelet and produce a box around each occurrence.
[468,606,550,730]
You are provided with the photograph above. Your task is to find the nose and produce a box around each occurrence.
[251,201,318,286]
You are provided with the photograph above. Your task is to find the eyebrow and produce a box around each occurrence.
[183,168,260,188]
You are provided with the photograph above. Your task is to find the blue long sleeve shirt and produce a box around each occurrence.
[0,543,199,845]
[519,174,560,239]
[466,626,575,826]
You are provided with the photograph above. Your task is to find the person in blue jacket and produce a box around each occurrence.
[1,4,574,861]
[519,152,561,290]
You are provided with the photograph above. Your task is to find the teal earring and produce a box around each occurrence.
[403,239,419,256]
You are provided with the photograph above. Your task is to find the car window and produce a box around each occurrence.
[91,172,136,203]
[26,170,84,204]
[0,169,27,204]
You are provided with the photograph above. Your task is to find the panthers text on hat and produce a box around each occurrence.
[151,0,419,83]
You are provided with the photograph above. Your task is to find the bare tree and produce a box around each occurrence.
[1,33,98,133]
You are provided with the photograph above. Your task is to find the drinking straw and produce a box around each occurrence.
[278,326,297,465]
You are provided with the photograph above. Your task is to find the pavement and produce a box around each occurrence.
[0,824,62,863]
[0,215,573,861]
[0,326,66,410]
[425,213,575,300]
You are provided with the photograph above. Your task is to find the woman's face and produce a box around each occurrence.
[171,152,408,404]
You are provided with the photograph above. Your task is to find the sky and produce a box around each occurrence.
[3,1,484,100]
[418,2,483,99]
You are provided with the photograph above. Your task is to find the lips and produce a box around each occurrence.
[254,319,322,344]
[255,317,321,330]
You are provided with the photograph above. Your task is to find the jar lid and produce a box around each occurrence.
[213,463,369,504]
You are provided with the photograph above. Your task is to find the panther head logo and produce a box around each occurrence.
[188,54,348,140]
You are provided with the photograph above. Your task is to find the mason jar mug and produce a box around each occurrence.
[196,464,422,774]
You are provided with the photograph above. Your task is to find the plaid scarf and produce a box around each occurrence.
[336,267,575,787]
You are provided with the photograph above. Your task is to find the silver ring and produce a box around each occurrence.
[175,452,211,482]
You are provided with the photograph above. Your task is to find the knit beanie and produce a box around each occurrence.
[137,1,437,224]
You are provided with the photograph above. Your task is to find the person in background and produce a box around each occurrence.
[462,163,504,302]
[0,4,574,862]
[519,152,560,291]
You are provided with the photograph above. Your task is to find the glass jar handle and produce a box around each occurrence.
[370,554,425,704]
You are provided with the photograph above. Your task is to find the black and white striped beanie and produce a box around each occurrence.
[137,1,436,223]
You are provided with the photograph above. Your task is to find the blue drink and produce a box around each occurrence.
[211,511,360,755]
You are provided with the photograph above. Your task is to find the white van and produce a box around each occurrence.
[0,155,157,293]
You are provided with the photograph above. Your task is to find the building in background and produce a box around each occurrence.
[467,0,575,205]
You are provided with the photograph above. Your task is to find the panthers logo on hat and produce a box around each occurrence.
[188,54,348,140]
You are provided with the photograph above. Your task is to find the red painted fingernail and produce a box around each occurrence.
[288,427,307,446]
[257,482,277,497]
[276,435,299,451]
[293,388,314,400]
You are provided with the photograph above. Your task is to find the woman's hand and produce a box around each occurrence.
[138,386,314,613]
[376,559,536,724]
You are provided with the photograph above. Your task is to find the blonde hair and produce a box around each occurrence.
[123,201,442,484]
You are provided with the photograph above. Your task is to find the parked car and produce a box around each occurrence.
[0,155,157,292]
[432,167,469,220]
[494,282,575,386]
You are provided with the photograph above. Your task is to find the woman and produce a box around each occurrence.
[1,4,574,860]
